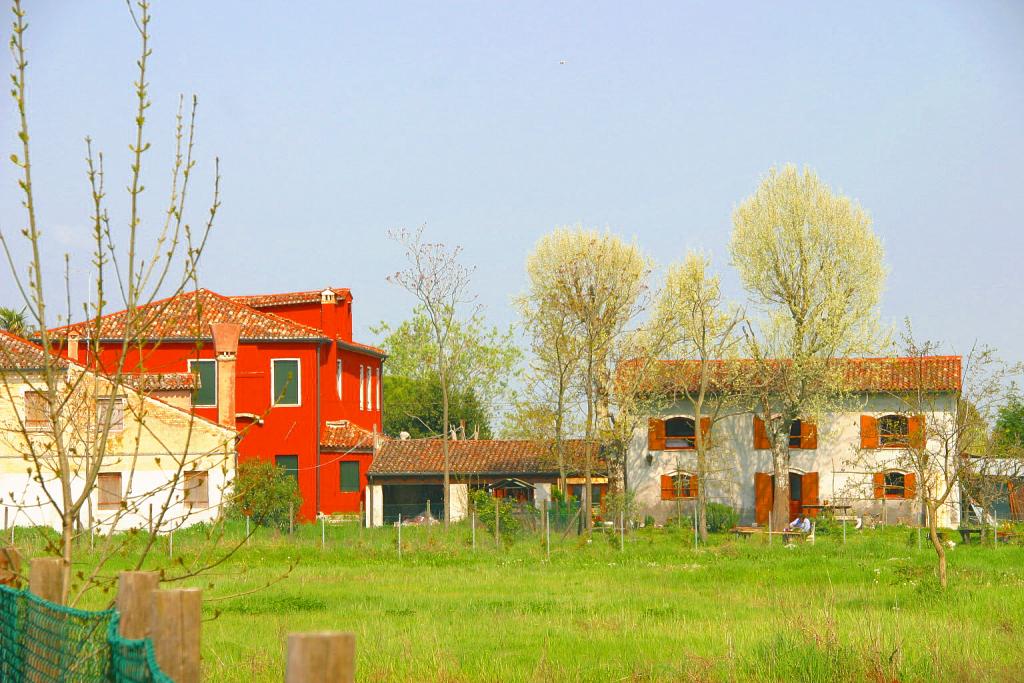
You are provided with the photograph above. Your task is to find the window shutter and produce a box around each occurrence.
[699,417,711,448]
[754,472,772,525]
[648,418,666,451]
[903,472,916,499]
[872,472,885,499]
[660,475,674,501]
[803,472,819,516]
[753,416,770,450]
[908,416,925,449]
[800,421,818,450]
[860,415,879,449]
[688,474,699,499]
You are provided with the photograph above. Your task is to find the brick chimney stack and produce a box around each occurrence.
[320,289,338,339]
[210,322,241,429]
[67,334,80,362]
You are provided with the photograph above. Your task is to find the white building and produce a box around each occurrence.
[628,356,962,528]
[0,330,237,533]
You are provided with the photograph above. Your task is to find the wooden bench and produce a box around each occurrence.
[731,526,761,539]
[959,528,982,544]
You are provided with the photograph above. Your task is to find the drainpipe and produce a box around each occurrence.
[316,342,322,518]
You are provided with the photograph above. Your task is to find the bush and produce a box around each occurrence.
[227,460,303,530]
[469,489,520,540]
[705,503,739,533]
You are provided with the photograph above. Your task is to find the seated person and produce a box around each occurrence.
[786,515,811,533]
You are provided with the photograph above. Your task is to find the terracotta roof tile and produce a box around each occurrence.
[368,439,598,476]
[0,330,57,370]
[122,372,197,392]
[52,289,326,341]
[337,339,387,358]
[234,288,351,309]
[630,356,962,394]
[320,421,376,451]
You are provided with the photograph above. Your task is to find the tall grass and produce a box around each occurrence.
[13,520,1024,681]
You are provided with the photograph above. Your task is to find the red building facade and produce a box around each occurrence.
[54,287,384,520]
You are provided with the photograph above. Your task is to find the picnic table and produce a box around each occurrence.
[959,528,983,544]
[801,504,853,517]
[731,526,761,539]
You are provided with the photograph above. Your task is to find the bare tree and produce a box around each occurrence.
[387,225,476,525]
[849,327,1022,588]
[0,0,239,604]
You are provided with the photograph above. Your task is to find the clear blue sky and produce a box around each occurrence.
[2,1,1022,367]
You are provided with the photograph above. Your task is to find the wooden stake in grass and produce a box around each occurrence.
[117,571,159,639]
[285,631,355,683]
[397,514,402,559]
[151,588,202,683]
[29,557,64,603]
[246,515,250,545]
[494,496,500,548]
[321,516,325,550]
[169,530,174,559]
[620,510,625,552]
[471,510,476,550]
[546,506,550,559]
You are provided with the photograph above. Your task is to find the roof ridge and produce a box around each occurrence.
[201,289,325,338]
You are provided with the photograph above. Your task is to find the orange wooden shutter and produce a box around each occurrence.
[872,472,885,499]
[908,416,925,449]
[802,472,819,516]
[689,474,699,499]
[861,415,879,449]
[801,421,818,450]
[660,475,674,500]
[754,472,772,525]
[699,417,711,448]
[903,472,916,499]
[648,418,666,451]
[753,416,770,450]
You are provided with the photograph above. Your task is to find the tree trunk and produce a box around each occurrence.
[927,503,947,588]
[770,437,790,531]
[697,449,708,542]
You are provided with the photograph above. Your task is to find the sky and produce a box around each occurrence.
[1,1,1023,369]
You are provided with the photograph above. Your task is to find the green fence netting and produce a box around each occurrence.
[0,584,172,683]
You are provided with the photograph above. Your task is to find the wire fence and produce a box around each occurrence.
[0,584,171,683]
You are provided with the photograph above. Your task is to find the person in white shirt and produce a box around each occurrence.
[786,515,811,533]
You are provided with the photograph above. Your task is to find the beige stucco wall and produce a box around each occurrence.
[0,368,236,532]
[628,392,961,528]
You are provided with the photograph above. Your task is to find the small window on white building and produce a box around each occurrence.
[184,470,209,506]
[98,472,122,510]
[23,390,51,430]
[96,397,125,433]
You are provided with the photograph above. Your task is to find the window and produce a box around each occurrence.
[96,397,125,433]
[884,471,905,498]
[340,461,359,493]
[665,417,696,450]
[660,472,697,500]
[23,391,50,430]
[275,455,299,482]
[97,472,122,510]
[789,420,802,448]
[188,359,217,407]
[184,471,209,506]
[359,366,365,410]
[879,414,909,447]
[375,367,381,411]
[272,359,301,406]
[336,360,343,399]
[366,366,373,411]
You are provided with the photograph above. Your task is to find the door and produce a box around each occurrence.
[788,472,803,519]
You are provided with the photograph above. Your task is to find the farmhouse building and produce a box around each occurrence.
[366,438,603,525]
[49,287,385,520]
[629,356,963,527]
[0,330,236,531]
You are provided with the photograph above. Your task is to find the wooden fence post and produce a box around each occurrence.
[28,557,64,603]
[286,631,355,683]
[150,588,202,683]
[117,571,159,638]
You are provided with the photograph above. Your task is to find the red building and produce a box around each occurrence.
[53,287,384,520]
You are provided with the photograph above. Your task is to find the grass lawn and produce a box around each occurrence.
[20,519,1024,682]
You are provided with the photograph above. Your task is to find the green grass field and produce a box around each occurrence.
[19,519,1024,682]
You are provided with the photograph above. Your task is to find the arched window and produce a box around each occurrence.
[884,471,906,498]
[660,471,697,500]
[879,414,909,447]
[665,417,696,450]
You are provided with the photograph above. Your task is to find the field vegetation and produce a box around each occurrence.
[13,519,1024,682]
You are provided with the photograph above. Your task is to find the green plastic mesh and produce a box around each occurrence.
[0,584,172,683]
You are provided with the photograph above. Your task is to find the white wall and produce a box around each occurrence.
[628,393,960,527]
[449,483,469,522]
[367,484,383,527]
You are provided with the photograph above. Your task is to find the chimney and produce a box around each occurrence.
[210,322,241,429]
[67,334,80,362]
[320,289,338,339]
